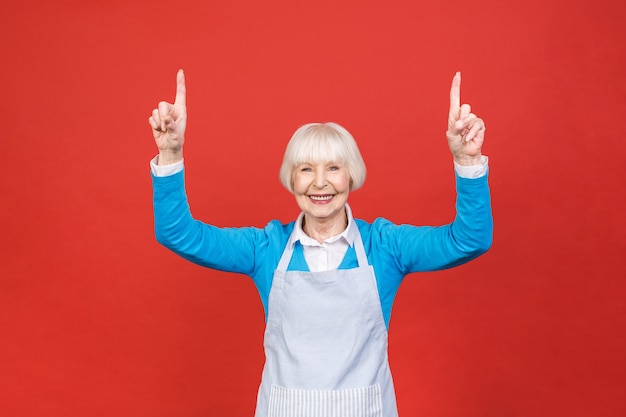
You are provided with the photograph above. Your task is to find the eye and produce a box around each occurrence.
[299,166,313,172]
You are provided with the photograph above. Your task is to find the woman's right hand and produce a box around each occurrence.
[149,69,187,165]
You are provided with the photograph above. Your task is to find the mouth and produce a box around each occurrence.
[308,194,335,203]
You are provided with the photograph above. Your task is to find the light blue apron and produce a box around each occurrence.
[254,226,399,417]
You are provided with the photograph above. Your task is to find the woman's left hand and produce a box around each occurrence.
[446,72,486,166]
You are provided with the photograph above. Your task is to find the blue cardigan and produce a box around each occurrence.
[152,170,493,328]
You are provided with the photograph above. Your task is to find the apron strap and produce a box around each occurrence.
[276,239,295,272]
[352,225,369,268]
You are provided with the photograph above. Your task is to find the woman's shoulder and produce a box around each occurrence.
[353,217,399,240]
[261,219,296,237]
[354,217,396,229]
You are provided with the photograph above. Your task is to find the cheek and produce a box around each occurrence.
[292,174,307,194]
[336,174,352,191]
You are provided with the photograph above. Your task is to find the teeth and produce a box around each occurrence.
[310,195,333,201]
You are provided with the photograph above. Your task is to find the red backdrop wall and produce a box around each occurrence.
[2,0,625,416]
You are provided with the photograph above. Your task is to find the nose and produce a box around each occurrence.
[314,169,327,189]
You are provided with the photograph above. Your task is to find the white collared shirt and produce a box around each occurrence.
[150,155,488,272]
[289,204,357,272]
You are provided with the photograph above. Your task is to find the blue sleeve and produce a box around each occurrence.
[152,169,265,275]
[391,171,493,273]
[152,169,298,318]
[363,172,493,327]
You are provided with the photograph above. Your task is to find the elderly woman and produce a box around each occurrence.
[149,70,492,417]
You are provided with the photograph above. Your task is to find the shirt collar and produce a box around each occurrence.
[289,203,357,248]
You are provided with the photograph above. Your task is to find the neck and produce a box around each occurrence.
[302,210,348,243]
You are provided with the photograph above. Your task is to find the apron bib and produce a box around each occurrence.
[254,226,399,417]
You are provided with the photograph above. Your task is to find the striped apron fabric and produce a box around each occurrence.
[254,226,399,417]
[268,384,383,417]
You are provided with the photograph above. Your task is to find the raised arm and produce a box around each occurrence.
[149,69,187,165]
[149,70,249,272]
[387,73,492,272]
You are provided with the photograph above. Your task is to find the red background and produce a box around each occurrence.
[2,0,625,416]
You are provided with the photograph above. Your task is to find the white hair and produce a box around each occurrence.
[279,122,367,193]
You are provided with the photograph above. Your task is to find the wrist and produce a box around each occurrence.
[157,149,183,165]
[454,154,483,166]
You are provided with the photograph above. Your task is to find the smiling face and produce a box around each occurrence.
[279,123,366,238]
[293,160,351,228]
[279,122,367,193]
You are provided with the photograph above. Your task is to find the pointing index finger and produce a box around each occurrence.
[174,69,186,106]
[449,71,461,119]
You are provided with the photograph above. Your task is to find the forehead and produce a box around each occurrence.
[291,136,348,165]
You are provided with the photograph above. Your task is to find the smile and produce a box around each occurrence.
[309,195,334,202]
